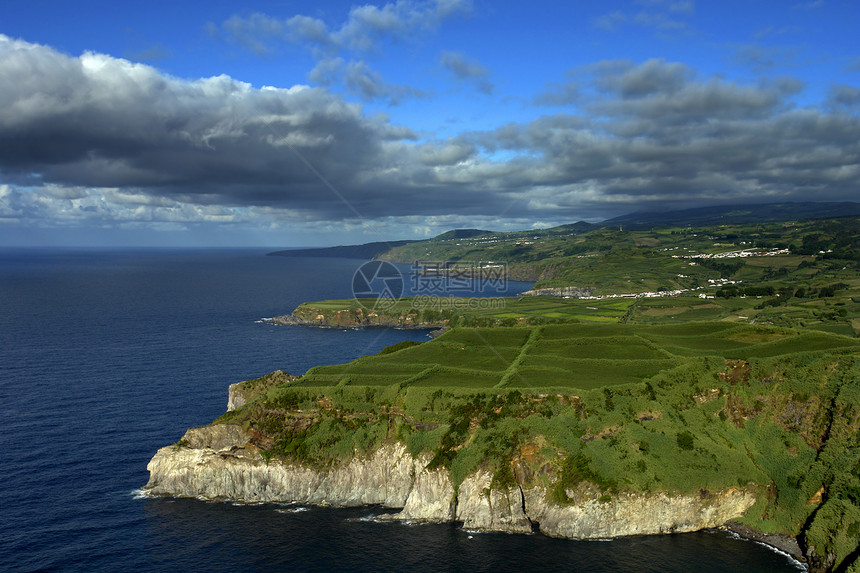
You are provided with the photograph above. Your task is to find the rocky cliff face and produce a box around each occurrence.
[147,426,419,507]
[455,472,533,533]
[523,485,755,538]
[146,423,754,539]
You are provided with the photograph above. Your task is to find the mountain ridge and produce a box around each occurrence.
[269,201,860,259]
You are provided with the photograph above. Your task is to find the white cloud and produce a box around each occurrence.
[593,1,695,36]
[215,0,470,102]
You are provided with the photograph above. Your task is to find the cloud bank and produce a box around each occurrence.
[1,34,859,239]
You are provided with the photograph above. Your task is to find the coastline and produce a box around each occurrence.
[260,314,442,330]
[142,356,833,570]
[150,308,860,571]
[722,522,807,569]
[144,422,759,544]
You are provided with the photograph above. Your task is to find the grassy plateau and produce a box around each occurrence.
[219,212,860,571]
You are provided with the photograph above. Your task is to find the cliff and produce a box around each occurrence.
[147,427,418,507]
[146,423,755,538]
[262,303,445,330]
[261,298,569,331]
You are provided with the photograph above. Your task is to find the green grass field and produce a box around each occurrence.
[286,323,860,391]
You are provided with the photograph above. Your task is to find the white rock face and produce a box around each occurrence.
[146,431,419,507]
[389,464,455,522]
[226,382,246,412]
[455,471,532,533]
[523,486,756,539]
[145,424,755,538]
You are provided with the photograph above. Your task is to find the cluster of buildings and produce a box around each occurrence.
[574,286,702,300]
[674,248,791,259]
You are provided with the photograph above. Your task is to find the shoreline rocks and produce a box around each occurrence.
[722,521,806,565]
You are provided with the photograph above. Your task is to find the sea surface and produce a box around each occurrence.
[0,248,804,572]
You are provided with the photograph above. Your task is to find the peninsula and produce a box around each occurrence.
[147,205,860,572]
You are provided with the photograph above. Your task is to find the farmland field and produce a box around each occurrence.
[285,323,860,391]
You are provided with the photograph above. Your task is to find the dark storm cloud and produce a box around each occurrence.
[2,38,859,227]
[0,35,455,219]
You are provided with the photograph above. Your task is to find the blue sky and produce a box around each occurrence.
[1,0,859,246]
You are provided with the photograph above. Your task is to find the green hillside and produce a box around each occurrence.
[379,216,860,295]
[225,209,860,571]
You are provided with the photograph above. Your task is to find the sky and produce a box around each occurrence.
[1,0,859,247]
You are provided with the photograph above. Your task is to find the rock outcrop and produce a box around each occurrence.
[148,426,419,506]
[381,465,455,522]
[455,472,533,533]
[227,370,296,412]
[146,423,755,539]
[523,485,755,538]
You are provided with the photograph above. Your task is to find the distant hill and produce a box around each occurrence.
[550,221,598,233]
[432,229,494,240]
[268,239,420,260]
[268,230,495,259]
[603,202,860,229]
[269,202,860,259]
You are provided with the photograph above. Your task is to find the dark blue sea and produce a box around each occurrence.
[0,249,804,572]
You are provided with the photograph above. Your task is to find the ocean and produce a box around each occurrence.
[0,248,804,572]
